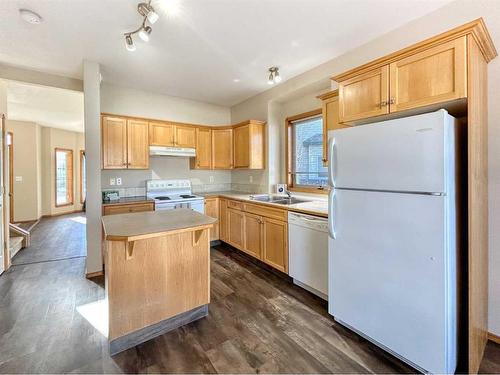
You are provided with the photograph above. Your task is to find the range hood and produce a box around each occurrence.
[149,146,196,157]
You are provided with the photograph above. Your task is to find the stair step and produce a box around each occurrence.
[9,236,24,258]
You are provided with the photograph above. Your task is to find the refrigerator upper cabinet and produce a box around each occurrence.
[331,110,457,193]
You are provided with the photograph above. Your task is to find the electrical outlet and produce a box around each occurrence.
[249,175,253,183]
[110,178,116,186]
[209,176,214,183]
[116,178,122,186]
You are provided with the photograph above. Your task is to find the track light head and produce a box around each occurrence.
[139,25,152,42]
[138,2,159,24]
[267,67,281,85]
[125,34,136,51]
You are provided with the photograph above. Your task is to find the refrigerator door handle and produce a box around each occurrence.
[328,137,336,187]
[328,189,336,239]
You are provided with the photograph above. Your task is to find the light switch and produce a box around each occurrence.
[110,178,116,186]
[15,176,22,182]
[116,178,122,186]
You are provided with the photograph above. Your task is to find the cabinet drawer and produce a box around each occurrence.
[103,202,154,216]
[243,203,287,221]
[227,200,243,211]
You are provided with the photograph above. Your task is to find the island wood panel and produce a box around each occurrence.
[149,122,174,146]
[389,36,467,113]
[175,125,197,148]
[193,128,212,169]
[467,35,489,374]
[212,128,233,169]
[338,66,390,123]
[106,228,210,340]
[102,116,127,169]
[204,197,219,241]
[243,212,263,259]
[127,119,149,169]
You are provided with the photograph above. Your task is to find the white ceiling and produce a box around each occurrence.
[7,80,84,132]
[0,0,452,106]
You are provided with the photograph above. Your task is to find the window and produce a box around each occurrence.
[80,150,86,204]
[55,148,74,207]
[286,109,327,192]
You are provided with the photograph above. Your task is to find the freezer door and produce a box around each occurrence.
[331,110,456,193]
[328,189,456,374]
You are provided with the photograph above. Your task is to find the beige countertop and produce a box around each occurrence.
[198,191,328,217]
[102,208,217,242]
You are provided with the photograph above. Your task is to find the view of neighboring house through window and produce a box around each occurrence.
[80,150,86,204]
[55,148,74,207]
[287,110,327,190]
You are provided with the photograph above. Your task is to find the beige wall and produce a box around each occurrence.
[100,83,232,193]
[230,0,500,335]
[41,127,85,216]
[5,120,42,222]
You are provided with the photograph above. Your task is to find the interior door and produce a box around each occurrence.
[329,189,455,374]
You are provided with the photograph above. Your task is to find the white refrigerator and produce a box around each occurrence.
[327,110,459,374]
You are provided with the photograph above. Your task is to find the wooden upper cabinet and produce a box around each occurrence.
[212,128,233,169]
[243,212,263,260]
[389,37,467,113]
[127,119,149,169]
[233,121,265,169]
[149,122,174,146]
[193,127,212,169]
[338,66,390,123]
[175,125,196,148]
[317,90,349,165]
[262,217,288,273]
[102,116,128,169]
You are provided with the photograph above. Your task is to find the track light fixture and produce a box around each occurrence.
[124,1,159,52]
[267,67,282,85]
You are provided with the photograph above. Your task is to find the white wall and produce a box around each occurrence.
[230,0,500,335]
[100,83,232,193]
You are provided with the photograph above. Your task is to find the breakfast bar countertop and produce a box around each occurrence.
[101,208,217,242]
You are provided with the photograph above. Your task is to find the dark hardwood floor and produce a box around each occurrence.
[0,213,499,373]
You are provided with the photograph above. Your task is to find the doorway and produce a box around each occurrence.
[7,132,13,223]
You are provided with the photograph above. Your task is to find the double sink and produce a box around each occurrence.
[250,194,309,206]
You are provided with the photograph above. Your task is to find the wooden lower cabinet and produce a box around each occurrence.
[227,208,244,249]
[262,218,288,273]
[102,202,154,216]
[204,197,219,241]
[243,212,263,259]
[220,199,288,273]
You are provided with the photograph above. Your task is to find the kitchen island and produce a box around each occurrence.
[101,208,216,355]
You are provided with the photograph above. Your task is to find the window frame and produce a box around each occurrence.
[285,108,328,194]
[79,150,86,204]
[55,148,74,207]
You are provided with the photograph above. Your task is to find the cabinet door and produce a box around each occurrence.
[127,119,149,169]
[338,66,389,123]
[194,128,212,169]
[322,95,349,165]
[204,197,219,241]
[175,125,197,148]
[102,116,127,169]
[243,212,263,259]
[219,198,228,242]
[227,208,244,250]
[149,122,174,146]
[262,218,288,273]
[389,37,467,113]
[233,125,249,168]
[212,128,233,169]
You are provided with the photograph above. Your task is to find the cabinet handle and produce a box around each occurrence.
[322,158,327,162]
[380,101,388,107]
[389,97,395,105]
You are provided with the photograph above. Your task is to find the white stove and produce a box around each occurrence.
[146,179,204,213]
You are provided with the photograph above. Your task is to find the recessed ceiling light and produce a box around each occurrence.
[19,9,43,24]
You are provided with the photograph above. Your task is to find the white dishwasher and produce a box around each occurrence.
[288,211,329,300]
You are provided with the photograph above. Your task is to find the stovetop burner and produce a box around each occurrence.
[155,196,171,201]
[180,194,196,199]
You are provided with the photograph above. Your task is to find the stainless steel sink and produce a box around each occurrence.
[250,195,309,205]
